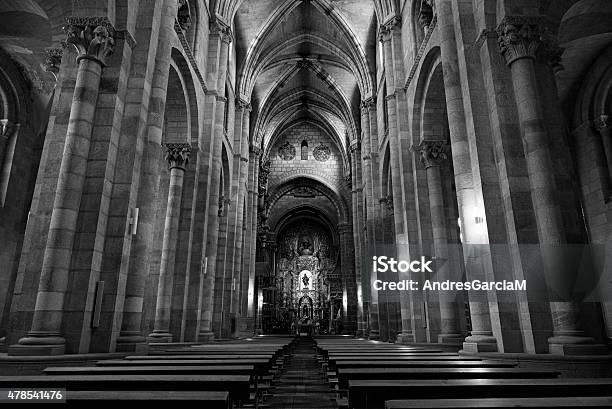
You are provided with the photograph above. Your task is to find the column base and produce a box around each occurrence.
[9,334,66,356]
[8,344,66,356]
[396,331,414,344]
[368,330,380,341]
[548,335,609,356]
[147,331,172,343]
[236,317,255,338]
[438,333,464,345]
[116,334,149,353]
[461,334,498,353]
[198,331,215,342]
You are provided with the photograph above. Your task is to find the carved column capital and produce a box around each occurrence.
[497,16,545,65]
[63,17,115,66]
[43,48,63,79]
[349,140,361,153]
[164,143,191,170]
[360,97,375,113]
[413,140,447,169]
[595,114,610,132]
[236,98,251,112]
[379,196,394,213]
[250,145,263,158]
[210,17,233,44]
[378,16,401,42]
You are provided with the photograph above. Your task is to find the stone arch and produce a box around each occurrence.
[171,48,200,147]
[266,176,350,225]
[411,47,443,144]
[164,60,191,144]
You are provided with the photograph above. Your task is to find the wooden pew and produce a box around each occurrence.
[347,379,612,409]
[337,368,559,389]
[384,396,612,408]
[0,375,251,403]
[332,360,514,370]
[126,354,274,360]
[65,391,230,407]
[43,365,256,377]
[97,359,271,376]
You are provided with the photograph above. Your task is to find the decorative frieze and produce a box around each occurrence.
[164,143,191,170]
[63,16,115,66]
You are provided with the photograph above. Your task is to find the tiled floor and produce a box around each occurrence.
[267,338,337,409]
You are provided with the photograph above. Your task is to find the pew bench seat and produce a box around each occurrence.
[347,379,612,409]
[384,396,612,408]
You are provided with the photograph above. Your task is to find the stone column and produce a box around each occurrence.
[339,222,356,334]
[379,20,416,344]
[242,145,261,333]
[415,141,463,344]
[12,18,114,355]
[148,143,190,342]
[498,17,605,355]
[231,101,251,331]
[360,99,380,340]
[198,20,232,341]
[595,115,612,200]
[434,0,498,353]
[350,140,366,336]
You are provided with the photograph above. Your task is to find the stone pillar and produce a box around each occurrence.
[498,17,605,355]
[241,145,261,334]
[435,0,497,353]
[198,19,232,341]
[148,143,190,342]
[231,100,251,334]
[339,222,356,334]
[415,141,463,344]
[116,1,175,350]
[360,99,380,340]
[350,140,367,336]
[379,19,416,345]
[595,115,612,200]
[11,18,114,355]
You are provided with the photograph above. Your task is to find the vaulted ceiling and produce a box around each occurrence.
[232,0,378,159]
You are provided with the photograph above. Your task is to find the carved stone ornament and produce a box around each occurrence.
[313,144,331,162]
[43,48,63,78]
[278,142,296,160]
[595,115,610,131]
[292,186,317,198]
[177,0,192,31]
[63,17,115,66]
[164,143,191,170]
[414,141,447,168]
[497,16,547,66]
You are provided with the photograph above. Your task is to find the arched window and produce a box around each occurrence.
[301,140,308,160]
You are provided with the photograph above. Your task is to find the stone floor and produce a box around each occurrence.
[267,337,338,409]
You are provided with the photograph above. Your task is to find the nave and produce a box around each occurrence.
[1,335,612,408]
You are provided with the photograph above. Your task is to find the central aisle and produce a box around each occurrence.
[267,337,338,409]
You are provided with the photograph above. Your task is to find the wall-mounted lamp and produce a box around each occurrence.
[128,207,139,235]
